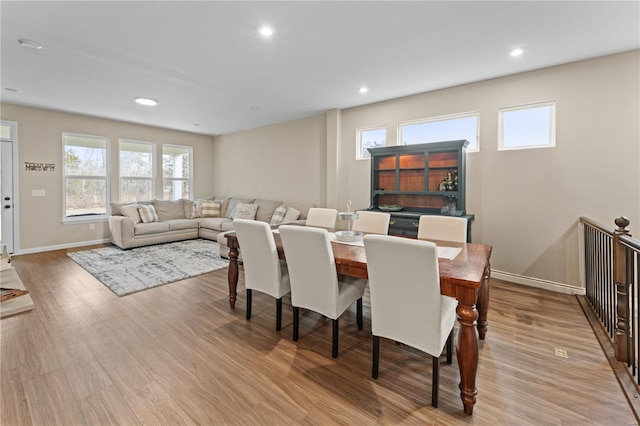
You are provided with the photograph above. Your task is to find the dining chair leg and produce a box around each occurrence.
[276,297,283,331]
[432,355,440,408]
[446,330,453,364]
[372,335,380,379]
[332,318,339,358]
[357,298,363,330]
[293,307,299,341]
[246,289,252,320]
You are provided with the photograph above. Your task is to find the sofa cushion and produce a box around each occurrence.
[165,219,200,231]
[253,199,283,223]
[120,203,142,225]
[199,217,233,232]
[184,199,194,218]
[134,221,170,235]
[225,198,254,218]
[111,200,151,216]
[284,201,315,219]
[282,207,301,223]
[270,205,287,225]
[138,204,159,223]
[221,221,235,232]
[153,199,186,221]
[230,203,259,220]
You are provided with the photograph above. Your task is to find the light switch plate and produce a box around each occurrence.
[32,189,45,197]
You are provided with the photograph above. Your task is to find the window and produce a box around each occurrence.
[63,133,110,221]
[399,112,479,152]
[119,140,154,202]
[357,126,386,159]
[162,144,192,200]
[499,101,556,150]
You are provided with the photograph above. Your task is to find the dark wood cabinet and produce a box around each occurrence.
[367,140,474,240]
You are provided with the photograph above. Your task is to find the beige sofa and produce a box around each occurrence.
[108,197,314,250]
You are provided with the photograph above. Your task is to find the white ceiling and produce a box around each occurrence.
[1,1,638,136]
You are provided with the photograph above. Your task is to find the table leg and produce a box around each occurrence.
[477,261,491,340]
[456,298,479,415]
[227,245,239,309]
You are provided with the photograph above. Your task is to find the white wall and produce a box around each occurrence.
[0,103,215,252]
[213,50,640,290]
[211,114,327,205]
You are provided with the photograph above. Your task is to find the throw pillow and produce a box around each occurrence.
[201,200,221,217]
[138,204,159,223]
[270,205,288,225]
[230,203,259,220]
[282,207,301,223]
[120,203,142,225]
[191,199,205,218]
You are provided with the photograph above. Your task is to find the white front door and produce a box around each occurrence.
[0,122,17,253]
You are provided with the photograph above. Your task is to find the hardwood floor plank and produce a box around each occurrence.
[77,385,142,426]
[1,377,33,426]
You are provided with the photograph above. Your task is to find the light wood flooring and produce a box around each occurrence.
[1,246,636,425]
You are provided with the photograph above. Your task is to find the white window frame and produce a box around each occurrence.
[118,139,156,202]
[62,132,111,224]
[398,111,480,152]
[162,144,193,200]
[498,101,556,151]
[356,125,387,160]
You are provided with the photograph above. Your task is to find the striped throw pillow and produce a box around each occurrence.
[201,200,221,218]
[138,204,158,223]
[270,205,287,225]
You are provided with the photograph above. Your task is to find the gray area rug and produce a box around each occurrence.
[68,239,229,296]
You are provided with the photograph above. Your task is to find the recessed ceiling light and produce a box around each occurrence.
[510,48,524,57]
[359,86,369,94]
[259,26,274,37]
[18,39,43,50]
[135,97,158,106]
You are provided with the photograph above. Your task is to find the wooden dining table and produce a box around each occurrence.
[225,228,492,415]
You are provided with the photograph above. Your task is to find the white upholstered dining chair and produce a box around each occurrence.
[363,234,457,407]
[305,208,338,228]
[417,215,468,243]
[351,211,391,235]
[279,224,367,358]
[233,219,291,331]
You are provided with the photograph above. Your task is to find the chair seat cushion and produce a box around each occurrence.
[335,276,368,319]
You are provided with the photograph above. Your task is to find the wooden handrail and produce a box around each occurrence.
[579,216,615,234]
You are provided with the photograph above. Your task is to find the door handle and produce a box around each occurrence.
[4,205,11,209]
[4,197,9,201]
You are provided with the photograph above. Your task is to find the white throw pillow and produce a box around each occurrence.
[282,207,301,223]
[138,204,159,223]
[120,203,142,225]
[230,203,259,220]
[270,205,288,225]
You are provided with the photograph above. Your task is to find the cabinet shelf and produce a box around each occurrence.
[368,140,471,238]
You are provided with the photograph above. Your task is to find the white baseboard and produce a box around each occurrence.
[15,239,111,255]
[492,270,586,295]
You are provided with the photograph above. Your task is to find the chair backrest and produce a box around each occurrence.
[233,219,290,298]
[363,234,443,355]
[352,211,391,234]
[305,208,338,228]
[417,215,467,243]
[278,225,340,317]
